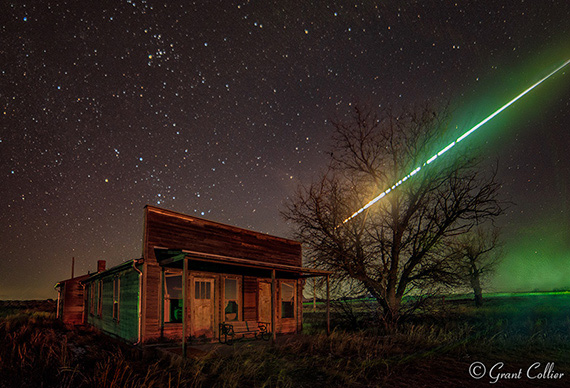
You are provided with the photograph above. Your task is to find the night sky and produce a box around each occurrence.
[2,1,569,300]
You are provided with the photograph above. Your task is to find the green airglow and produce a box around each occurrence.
[342,59,570,224]
[492,217,570,292]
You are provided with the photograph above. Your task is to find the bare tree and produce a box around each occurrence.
[447,226,503,307]
[283,105,505,327]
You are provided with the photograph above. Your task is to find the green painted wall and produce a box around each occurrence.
[86,265,140,342]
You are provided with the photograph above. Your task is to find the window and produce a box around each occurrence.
[224,278,239,321]
[97,280,103,317]
[195,281,211,299]
[113,276,120,321]
[164,270,182,323]
[281,282,295,319]
[89,282,95,315]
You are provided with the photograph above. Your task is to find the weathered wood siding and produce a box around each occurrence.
[247,277,302,335]
[243,276,257,321]
[141,206,303,342]
[162,323,182,339]
[86,267,140,342]
[141,260,161,342]
[60,276,88,325]
[144,206,302,266]
[140,206,304,342]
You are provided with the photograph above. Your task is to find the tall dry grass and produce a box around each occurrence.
[1,296,569,387]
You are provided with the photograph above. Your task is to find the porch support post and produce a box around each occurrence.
[326,274,330,336]
[56,288,61,319]
[182,257,188,358]
[160,269,165,338]
[82,284,87,324]
[271,269,276,342]
[313,278,316,312]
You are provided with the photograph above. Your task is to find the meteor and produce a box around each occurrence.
[342,59,570,224]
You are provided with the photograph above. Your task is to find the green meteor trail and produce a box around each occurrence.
[342,59,570,224]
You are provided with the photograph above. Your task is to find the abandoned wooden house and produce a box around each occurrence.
[55,205,330,350]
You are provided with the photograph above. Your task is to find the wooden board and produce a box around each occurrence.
[243,276,257,321]
[258,281,272,324]
[144,206,302,267]
[60,275,90,325]
[141,262,161,341]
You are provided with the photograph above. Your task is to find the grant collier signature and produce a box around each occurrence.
[469,361,565,383]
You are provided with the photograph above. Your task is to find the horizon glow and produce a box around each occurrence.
[342,59,570,224]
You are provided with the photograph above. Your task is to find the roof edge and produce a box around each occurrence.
[145,205,300,246]
[82,259,142,282]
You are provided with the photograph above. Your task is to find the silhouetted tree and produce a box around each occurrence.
[448,226,503,307]
[283,105,505,327]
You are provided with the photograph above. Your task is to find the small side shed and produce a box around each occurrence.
[55,274,89,325]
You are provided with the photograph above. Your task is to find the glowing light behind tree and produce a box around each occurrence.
[342,59,570,224]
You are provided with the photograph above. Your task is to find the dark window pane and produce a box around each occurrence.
[169,299,183,323]
[195,282,200,299]
[113,278,120,302]
[281,283,294,318]
[205,282,211,299]
[225,279,237,300]
[165,275,182,299]
[282,302,294,318]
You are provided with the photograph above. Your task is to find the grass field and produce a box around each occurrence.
[1,294,569,387]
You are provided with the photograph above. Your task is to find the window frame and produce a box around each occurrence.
[194,280,212,300]
[97,280,103,317]
[280,281,296,319]
[112,276,120,322]
[163,269,183,324]
[222,276,241,322]
[89,282,95,316]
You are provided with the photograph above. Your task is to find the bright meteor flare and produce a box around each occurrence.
[342,59,570,224]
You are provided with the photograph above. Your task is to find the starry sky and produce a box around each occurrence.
[1,1,569,299]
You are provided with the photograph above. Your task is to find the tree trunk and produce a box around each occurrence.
[379,290,401,331]
[470,273,484,307]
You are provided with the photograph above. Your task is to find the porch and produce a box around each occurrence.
[155,248,331,357]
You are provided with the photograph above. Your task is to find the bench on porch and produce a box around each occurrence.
[219,321,270,344]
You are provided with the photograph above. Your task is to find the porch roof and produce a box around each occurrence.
[154,247,331,277]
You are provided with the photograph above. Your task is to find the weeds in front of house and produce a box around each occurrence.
[1,296,569,387]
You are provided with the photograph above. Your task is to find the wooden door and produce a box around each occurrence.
[258,281,271,324]
[192,277,215,337]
